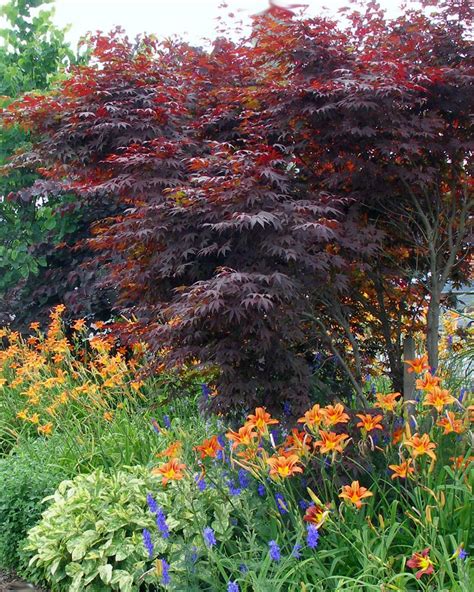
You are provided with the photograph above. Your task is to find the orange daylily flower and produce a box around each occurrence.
[103,411,113,422]
[281,429,312,454]
[374,392,401,412]
[404,433,437,461]
[52,353,64,364]
[415,372,441,391]
[404,355,429,374]
[389,458,415,480]
[338,480,373,509]
[52,304,66,315]
[72,318,86,331]
[226,425,258,449]
[423,387,455,412]
[450,455,474,471]
[16,409,28,421]
[303,503,329,528]
[37,423,53,436]
[267,454,303,478]
[297,404,325,428]
[236,446,259,461]
[153,458,187,485]
[406,548,435,579]
[157,440,182,459]
[392,423,404,444]
[195,435,223,459]
[314,430,349,454]
[131,380,144,392]
[356,413,384,432]
[436,411,464,435]
[29,413,40,425]
[467,405,474,423]
[246,407,278,434]
[323,403,350,427]
[9,331,20,342]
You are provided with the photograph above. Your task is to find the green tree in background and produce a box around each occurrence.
[0,0,73,95]
[0,0,78,308]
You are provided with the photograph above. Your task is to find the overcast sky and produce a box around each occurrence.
[30,0,405,49]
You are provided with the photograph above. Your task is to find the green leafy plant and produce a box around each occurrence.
[0,440,67,572]
[24,467,240,591]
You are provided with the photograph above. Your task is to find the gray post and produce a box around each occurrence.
[403,335,416,426]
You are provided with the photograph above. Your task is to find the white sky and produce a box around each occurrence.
[1,0,405,49]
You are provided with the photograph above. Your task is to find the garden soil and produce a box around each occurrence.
[0,571,46,592]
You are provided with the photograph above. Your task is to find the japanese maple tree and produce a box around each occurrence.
[4,0,472,411]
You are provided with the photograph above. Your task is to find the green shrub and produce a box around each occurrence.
[24,466,239,591]
[0,441,68,571]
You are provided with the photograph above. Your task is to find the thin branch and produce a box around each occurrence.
[303,311,369,407]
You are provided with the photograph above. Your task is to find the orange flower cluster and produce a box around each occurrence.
[383,355,472,478]
[213,361,470,488]
[0,306,149,436]
[143,352,470,559]
[406,360,461,414]
[404,355,468,445]
[386,432,438,480]
[221,405,354,483]
[224,407,277,463]
[190,406,379,512]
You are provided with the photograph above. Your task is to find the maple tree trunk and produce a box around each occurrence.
[373,278,404,393]
[426,288,440,372]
